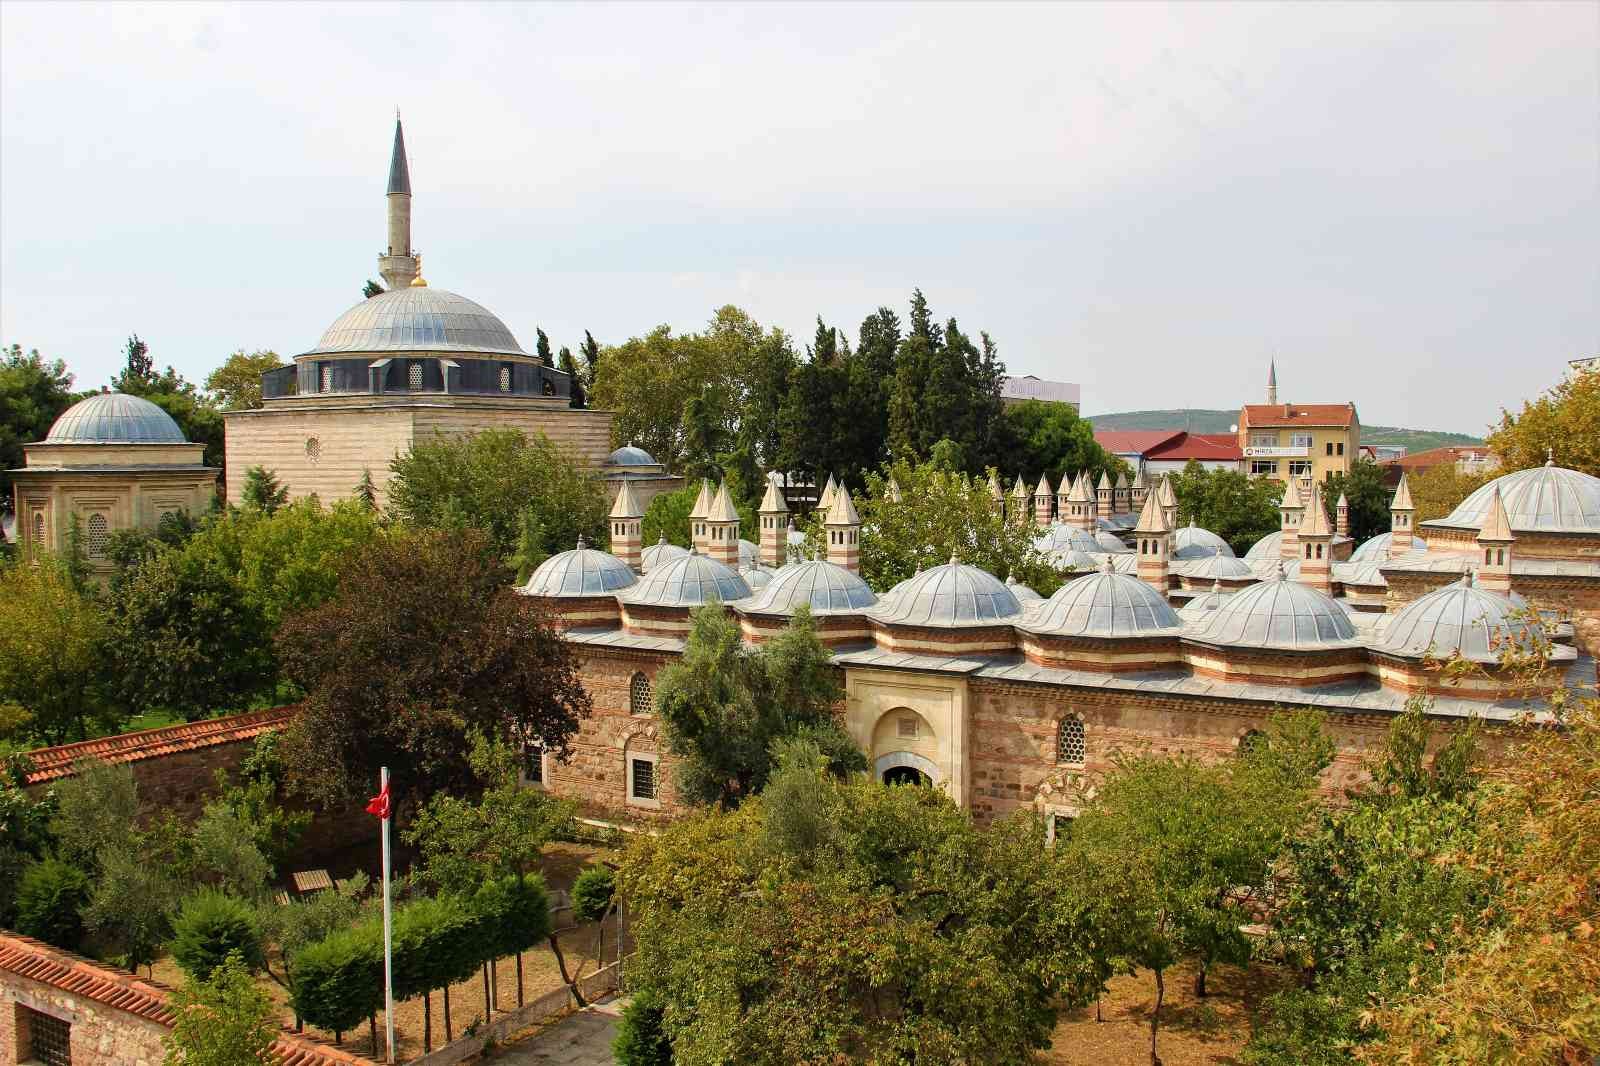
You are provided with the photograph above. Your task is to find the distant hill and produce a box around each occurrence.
[1086,409,1483,452]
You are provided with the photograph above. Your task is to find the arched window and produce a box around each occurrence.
[85,513,110,559]
[32,512,45,545]
[630,672,653,717]
[1056,716,1086,765]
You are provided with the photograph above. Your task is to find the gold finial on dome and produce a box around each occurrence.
[410,274,428,287]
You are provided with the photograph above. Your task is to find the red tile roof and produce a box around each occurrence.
[23,706,297,785]
[1380,445,1494,470]
[1145,432,1243,462]
[1240,403,1358,428]
[1093,430,1183,455]
[0,933,377,1066]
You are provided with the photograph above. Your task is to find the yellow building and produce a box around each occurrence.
[1238,362,1360,486]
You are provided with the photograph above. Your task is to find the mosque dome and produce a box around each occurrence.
[1377,575,1547,663]
[607,446,658,467]
[740,564,779,593]
[744,559,877,615]
[1180,549,1255,582]
[871,559,1023,628]
[1186,566,1360,650]
[45,392,186,444]
[303,287,525,357]
[1093,530,1132,553]
[620,551,750,607]
[738,539,760,569]
[1048,548,1104,573]
[1349,531,1396,562]
[1242,529,1282,564]
[1179,582,1232,620]
[1332,559,1388,588]
[522,541,636,597]
[1436,462,1600,534]
[1034,526,1102,554]
[1172,522,1235,560]
[1004,576,1044,604]
[1024,562,1182,638]
[640,537,690,574]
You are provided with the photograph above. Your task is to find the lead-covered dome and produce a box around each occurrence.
[607,446,657,467]
[522,541,636,597]
[1243,529,1282,564]
[640,537,689,574]
[304,287,525,356]
[1093,530,1131,553]
[1172,522,1235,560]
[1377,576,1548,663]
[1034,526,1102,554]
[870,559,1022,628]
[620,551,750,607]
[45,392,186,444]
[1023,562,1182,638]
[1349,531,1396,562]
[1179,549,1255,581]
[744,559,876,615]
[1186,567,1360,649]
[1437,461,1600,534]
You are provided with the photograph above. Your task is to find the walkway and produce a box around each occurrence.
[493,997,623,1066]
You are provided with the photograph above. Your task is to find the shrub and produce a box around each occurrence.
[613,990,672,1066]
[163,950,277,1066]
[15,857,90,949]
[289,923,383,1037]
[572,867,615,924]
[49,760,137,869]
[170,890,265,981]
[472,874,552,958]
[390,893,481,1002]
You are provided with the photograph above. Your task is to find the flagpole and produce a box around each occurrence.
[381,766,395,1063]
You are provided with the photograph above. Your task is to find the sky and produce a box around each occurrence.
[2,2,1596,435]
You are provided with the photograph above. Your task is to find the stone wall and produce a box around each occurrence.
[2,975,168,1066]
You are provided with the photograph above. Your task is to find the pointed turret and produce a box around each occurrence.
[1010,473,1029,525]
[1335,491,1350,539]
[378,115,420,292]
[1134,488,1171,596]
[1297,483,1334,594]
[609,480,643,572]
[1279,476,1304,560]
[1064,471,1092,531]
[1475,485,1515,595]
[1033,473,1054,527]
[706,483,741,567]
[818,474,838,514]
[886,476,903,505]
[1130,466,1149,511]
[689,478,713,553]
[987,470,1004,506]
[1157,474,1179,533]
[825,484,862,572]
[758,475,789,570]
[1388,473,1415,558]
[1096,470,1113,515]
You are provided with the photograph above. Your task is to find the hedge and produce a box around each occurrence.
[15,858,90,951]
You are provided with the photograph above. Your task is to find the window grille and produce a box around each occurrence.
[320,364,333,393]
[408,362,424,390]
[629,673,653,716]
[523,742,544,784]
[32,512,46,544]
[499,366,512,392]
[1239,729,1265,755]
[1057,717,1086,764]
[22,1007,72,1066]
[85,512,109,558]
[897,716,919,739]
[630,758,656,800]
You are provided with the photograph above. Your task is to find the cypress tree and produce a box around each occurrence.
[580,331,601,395]
[535,328,555,369]
[559,347,586,408]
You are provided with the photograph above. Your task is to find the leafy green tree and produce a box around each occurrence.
[886,291,1005,472]
[655,604,864,808]
[613,990,673,1066]
[353,468,379,512]
[15,857,91,949]
[0,753,56,926]
[84,843,184,976]
[572,867,615,924]
[680,394,724,482]
[988,399,1121,489]
[559,345,587,408]
[276,527,592,807]
[171,890,267,980]
[579,330,601,396]
[641,484,695,549]
[508,507,549,585]
[0,554,119,742]
[1408,461,1496,524]
[1170,460,1285,555]
[203,350,283,411]
[535,326,555,369]
[111,336,224,467]
[213,734,310,870]
[385,427,608,563]
[49,760,139,869]
[1488,364,1600,476]
[0,344,76,510]
[239,466,288,515]
[191,803,275,899]
[223,498,382,628]
[258,872,369,988]
[288,924,383,1040]
[621,757,1095,1064]
[163,951,279,1066]
[1321,458,1393,543]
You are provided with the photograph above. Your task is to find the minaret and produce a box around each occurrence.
[689,479,713,553]
[1033,474,1054,527]
[1279,476,1304,560]
[609,479,643,572]
[1010,474,1029,525]
[825,484,862,573]
[1475,485,1515,596]
[378,116,420,292]
[1266,358,1278,405]
[758,476,788,570]
[1388,474,1415,558]
[1335,492,1350,539]
[705,483,741,567]
[1297,483,1334,595]
[1134,487,1171,596]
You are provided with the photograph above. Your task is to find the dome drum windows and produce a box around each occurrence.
[84,512,110,559]
[629,672,654,717]
[1056,716,1086,765]
[408,361,424,390]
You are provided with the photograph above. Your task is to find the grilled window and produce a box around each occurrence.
[897,716,919,739]
[1239,729,1265,755]
[408,362,424,390]
[499,365,512,392]
[32,512,46,545]
[630,673,653,716]
[1057,717,1086,765]
[85,512,109,559]
[320,364,333,392]
[630,757,656,800]
[21,1006,72,1066]
[524,741,544,784]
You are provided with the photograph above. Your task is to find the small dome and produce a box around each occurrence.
[1105,552,1139,575]
[744,559,877,615]
[1024,563,1182,638]
[1005,576,1045,604]
[1243,530,1282,564]
[1349,531,1394,562]
[621,551,750,607]
[1332,559,1388,587]
[870,559,1022,628]
[305,287,524,356]
[1093,530,1132,553]
[741,564,778,593]
[1250,553,1300,581]
[45,392,186,444]
[1378,576,1547,663]
[738,539,760,569]
[607,446,657,467]
[1179,550,1255,581]
[1034,525,1102,554]
[522,543,636,597]
[1439,463,1600,534]
[1173,522,1235,560]
[1180,583,1232,619]
[1047,548,1103,573]
[1187,567,1360,650]
[640,537,689,574]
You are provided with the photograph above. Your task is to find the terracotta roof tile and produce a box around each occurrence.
[1144,432,1243,462]
[1093,430,1183,455]
[1380,445,1494,470]
[1240,403,1357,428]
[23,706,297,785]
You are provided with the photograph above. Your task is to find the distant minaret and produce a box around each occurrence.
[378,115,420,292]
[1266,358,1278,405]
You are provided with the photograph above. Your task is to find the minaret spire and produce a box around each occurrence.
[1266,358,1278,405]
[378,115,419,292]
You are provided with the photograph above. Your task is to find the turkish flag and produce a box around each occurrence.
[365,781,391,820]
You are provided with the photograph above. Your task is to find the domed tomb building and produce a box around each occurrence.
[223,118,615,508]
[10,391,218,574]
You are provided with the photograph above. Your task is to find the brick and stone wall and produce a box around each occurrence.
[2,972,168,1066]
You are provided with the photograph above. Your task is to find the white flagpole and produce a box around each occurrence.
[381,766,395,1064]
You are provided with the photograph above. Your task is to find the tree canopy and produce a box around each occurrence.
[0,344,76,511]
[203,350,283,412]
[1321,458,1393,543]
[0,553,119,743]
[1170,461,1284,556]
[1487,365,1600,476]
[110,335,224,467]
